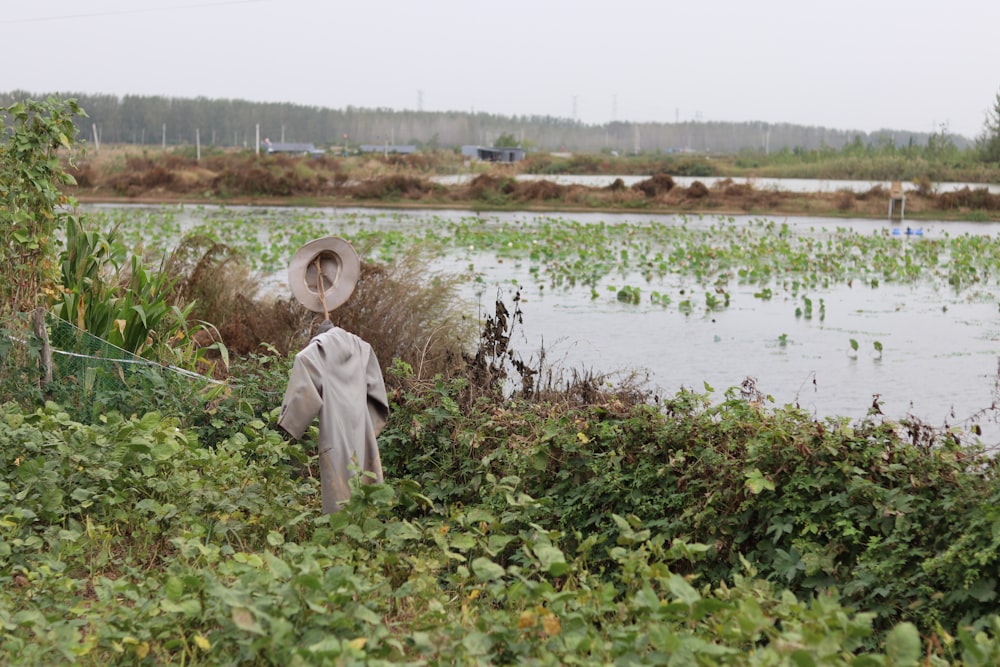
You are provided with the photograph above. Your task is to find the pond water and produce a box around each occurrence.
[434,173,1000,194]
[434,211,1000,444]
[85,203,1000,447]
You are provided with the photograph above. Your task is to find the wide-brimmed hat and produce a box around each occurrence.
[288,237,360,314]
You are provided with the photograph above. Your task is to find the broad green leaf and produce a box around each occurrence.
[264,551,292,579]
[884,622,920,665]
[471,556,505,581]
[160,598,201,617]
[307,637,343,656]
[745,468,775,494]
[535,543,570,576]
[164,576,184,602]
[667,574,700,606]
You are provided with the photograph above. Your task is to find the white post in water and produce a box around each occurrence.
[162,123,166,150]
[91,123,100,151]
[196,128,201,162]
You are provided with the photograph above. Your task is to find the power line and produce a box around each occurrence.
[0,0,270,24]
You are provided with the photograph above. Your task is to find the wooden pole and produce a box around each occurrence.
[314,257,330,321]
[32,307,52,387]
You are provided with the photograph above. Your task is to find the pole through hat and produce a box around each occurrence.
[288,237,360,313]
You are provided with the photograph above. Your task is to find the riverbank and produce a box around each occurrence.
[63,146,1000,222]
[68,185,1000,223]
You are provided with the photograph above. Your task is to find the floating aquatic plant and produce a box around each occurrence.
[615,285,641,304]
[87,206,1000,323]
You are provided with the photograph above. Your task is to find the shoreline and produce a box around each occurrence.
[68,191,999,223]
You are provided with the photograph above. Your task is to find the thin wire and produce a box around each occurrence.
[0,0,270,25]
[25,313,226,385]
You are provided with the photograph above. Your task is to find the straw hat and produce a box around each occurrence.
[288,237,360,314]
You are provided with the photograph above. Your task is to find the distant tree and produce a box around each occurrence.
[977,88,1000,163]
[925,121,959,161]
[493,132,520,147]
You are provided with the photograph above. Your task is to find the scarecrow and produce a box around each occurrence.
[277,237,389,513]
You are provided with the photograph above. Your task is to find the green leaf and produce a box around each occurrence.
[535,543,570,576]
[471,556,506,581]
[745,468,775,494]
[667,574,700,606]
[294,574,322,591]
[849,338,859,351]
[306,637,343,656]
[385,520,422,544]
[160,598,202,617]
[264,551,292,579]
[164,576,185,602]
[884,622,920,665]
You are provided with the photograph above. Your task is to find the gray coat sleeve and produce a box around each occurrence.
[366,346,389,437]
[277,352,322,440]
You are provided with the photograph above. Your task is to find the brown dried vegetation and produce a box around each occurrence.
[165,237,475,388]
[631,173,675,197]
[62,146,1000,219]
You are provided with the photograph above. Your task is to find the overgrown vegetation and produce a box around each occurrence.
[6,97,1000,665]
[0,98,83,316]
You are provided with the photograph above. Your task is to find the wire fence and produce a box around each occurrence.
[1,311,224,418]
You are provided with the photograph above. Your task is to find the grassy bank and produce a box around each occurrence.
[63,145,1000,222]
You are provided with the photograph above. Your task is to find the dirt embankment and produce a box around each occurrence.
[64,150,1000,221]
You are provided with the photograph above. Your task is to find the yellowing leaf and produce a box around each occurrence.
[744,468,775,495]
[193,634,211,650]
[542,614,561,636]
[347,637,367,650]
[115,319,126,336]
[577,432,590,444]
[518,610,536,629]
[135,642,150,659]
[231,607,264,634]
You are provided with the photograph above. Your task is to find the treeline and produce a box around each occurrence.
[0,90,970,154]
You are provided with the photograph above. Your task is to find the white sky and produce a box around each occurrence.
[3,0,998,139]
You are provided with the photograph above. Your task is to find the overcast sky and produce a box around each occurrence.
[3,0,998,139]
